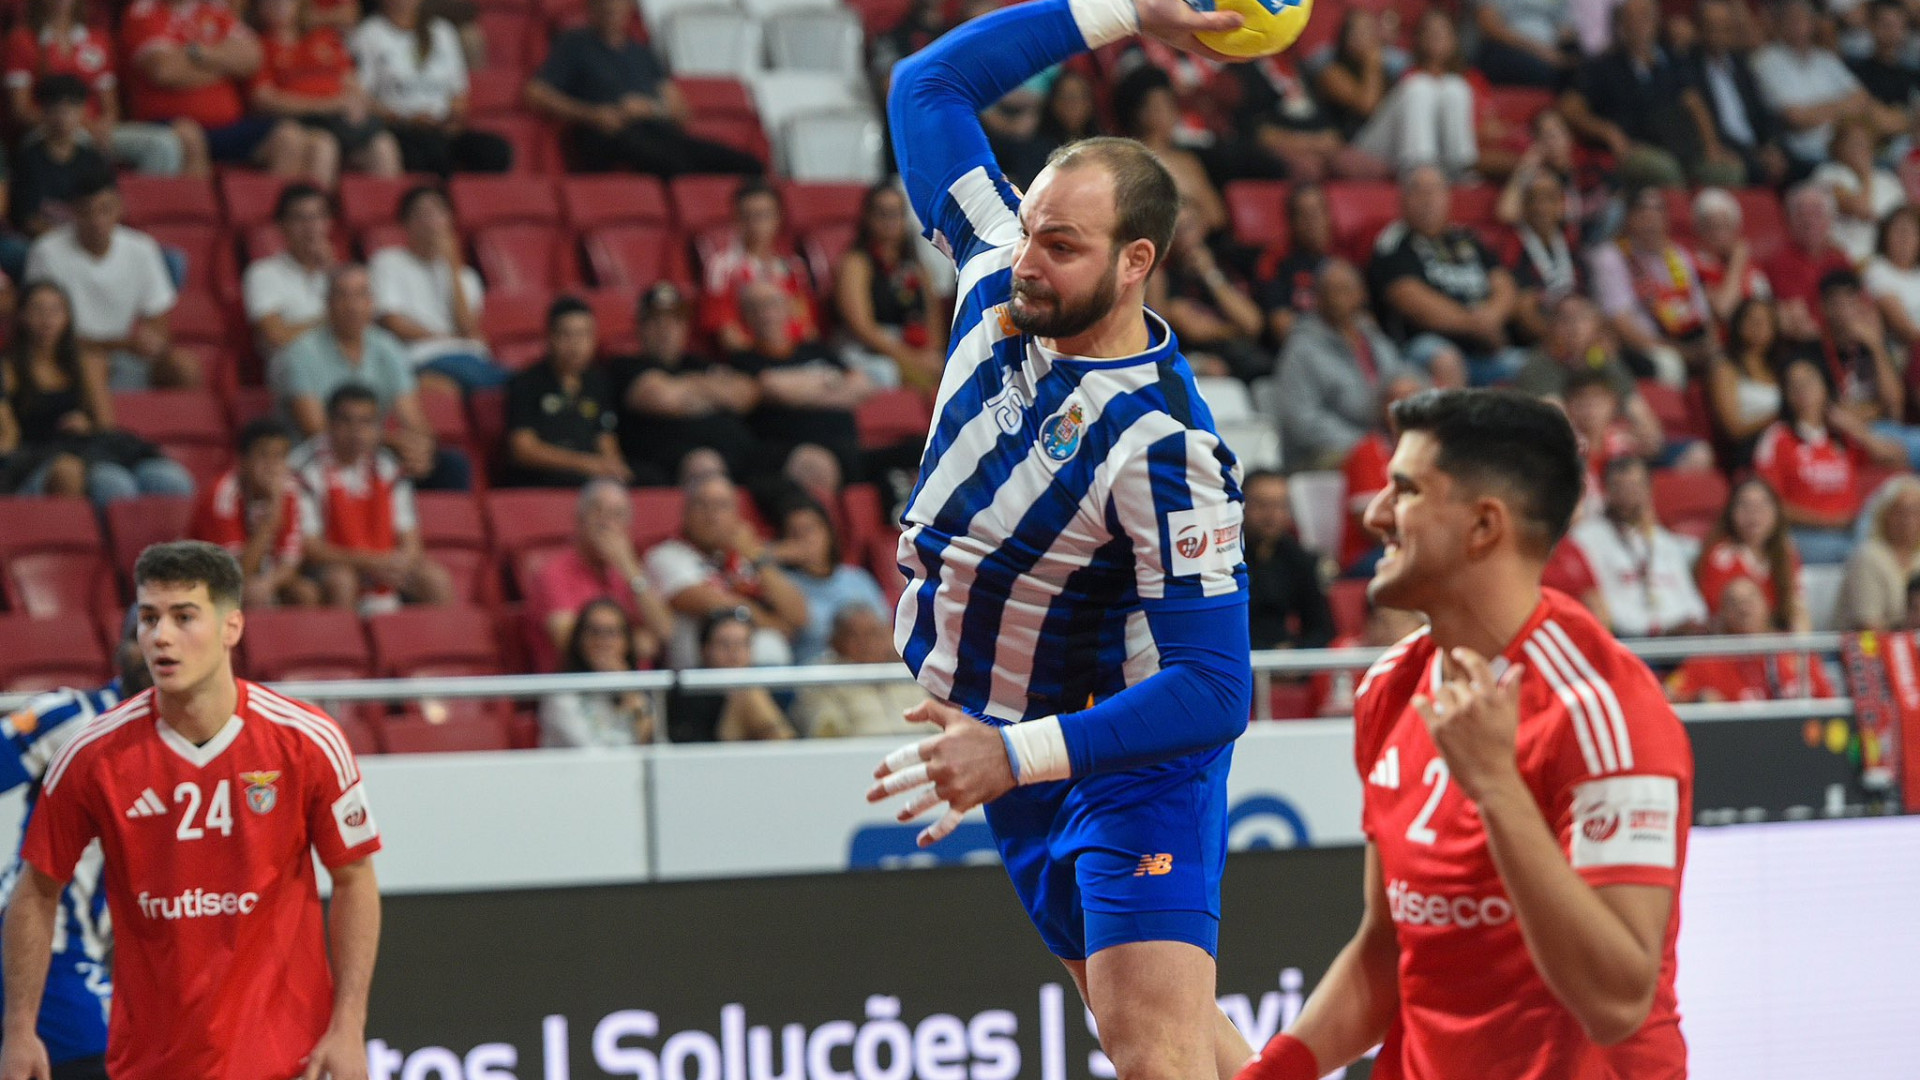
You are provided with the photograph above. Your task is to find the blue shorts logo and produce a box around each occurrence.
[1040,404,1086,461]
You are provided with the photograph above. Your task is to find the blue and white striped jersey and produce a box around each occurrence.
[889,1,1248,725]
[0,684,116,1062]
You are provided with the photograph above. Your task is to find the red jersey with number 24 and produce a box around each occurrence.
[22,681,381,1080]
[1353,588,1691,1080]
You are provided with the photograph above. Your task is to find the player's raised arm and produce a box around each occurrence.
[887,0,1239,270]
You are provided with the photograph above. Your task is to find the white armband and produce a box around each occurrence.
[1069,0,1138,49]
[1002,715,1072,785]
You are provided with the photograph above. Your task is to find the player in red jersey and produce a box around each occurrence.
[1236,389,1692,1080]
[0,540,381,1080]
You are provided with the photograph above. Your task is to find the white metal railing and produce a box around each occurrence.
[0,633,1858,727]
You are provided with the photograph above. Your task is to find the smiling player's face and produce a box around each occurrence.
[1008,164,1123,341]
[1363,430,1473,613]
[137,581,242,697]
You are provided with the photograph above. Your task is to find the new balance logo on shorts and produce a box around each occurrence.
[1368,747,1401,789]
[1134,854,1173,876]
[125,788,167,818]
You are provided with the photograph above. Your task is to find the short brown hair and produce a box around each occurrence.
[134,540,244,611]
[1044,137,1178,270]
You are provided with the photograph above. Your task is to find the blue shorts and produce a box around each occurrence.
[204,115,279,163]
[985,743,1230,962]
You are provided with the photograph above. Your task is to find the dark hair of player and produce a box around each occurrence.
[134,540,245,611]
[1043,136,1179,271]
[1389,388,1583,552]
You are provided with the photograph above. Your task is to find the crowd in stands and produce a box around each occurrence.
[6,0,1920,750]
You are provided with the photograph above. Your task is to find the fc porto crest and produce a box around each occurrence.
[241,771,281,815]
[1039,404,1086,461]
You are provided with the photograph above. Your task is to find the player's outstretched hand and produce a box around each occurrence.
[299,1024,369,1080]
[0,1032,50,1080]
[867,700,1015,848]
[1133,0,1246,63]
[1414,647,1525,803]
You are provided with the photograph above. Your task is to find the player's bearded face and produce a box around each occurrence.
[1009,248,1120,340]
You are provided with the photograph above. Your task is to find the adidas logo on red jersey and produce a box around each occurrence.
[125,789,166,819]
[1368,747,1401,789]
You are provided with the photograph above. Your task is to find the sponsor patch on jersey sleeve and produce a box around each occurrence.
[331,783,379,849]
[1569,774,1680,870]
[1165,503,1244,578]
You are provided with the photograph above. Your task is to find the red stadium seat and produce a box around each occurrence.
[239,608,372,680]
[1327,579,1369,640]
[1450,184,1499,227]
[1325,180,1400,260]
[1636,378,1691,437]
[415,491,489,551]
[104,495,196,580]
[681,116,771,171]
[670,174,745,235]
[417,390,472,447]
[486,489,579,561]
[367,606,503,675]
[147,223,229,300]
[4,551,117,620]
[359,223,407,257]
[561,175,671,233]
[450,174,561,230]
[336,713,386,756]
[855,389,933,451]
[1481,86,1554,135]
[1225,180,1290,251]
[339,173,437,232]
[112,390,229,449]
[582,288,640,354]
[845,0,911,36]
[631,488,685,551]
[169,294,241,351]
[471,113,562,174]
[585,224,689,291]
[474,223,576,296]
[468,388,508,479]
[778,181,869,236]
[433,548,498,605]
[119,175,221,227]
[838,482,887,564]
[477,10,542,71]
[674,76,756,121]
[218,171,290,230]
[1734,189,1788,261]
[868,530,904,608]
[467,70,525,117]
[1270,682,1317,720]
[1651,468,1730,539]
[0,496,100,557]
[381,710,514,753]
[228,386,275,430]
[478,292,550,369]
[0,616,109,691]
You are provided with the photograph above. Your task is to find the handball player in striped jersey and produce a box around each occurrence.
[1238,390,1693,1080]
[862,0,1269,1077]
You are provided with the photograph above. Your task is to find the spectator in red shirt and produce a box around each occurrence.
[701,180,818,354]
[1762,183,1855,346]
[1753,354,1907,563]
[293,383,453,611]
[1695,476,1807,630]
[4,0,203,177]
[248,0,402,187]
[524,478,677,669]
[120,0,309,176]
[1665,577,1836,702]
[191,416,322,607]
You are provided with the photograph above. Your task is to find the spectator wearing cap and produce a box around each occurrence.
[368,184,506,393]
[1687,0,1790,190]
[1763,183,1855,345]
[501,296,627,488]
[119,0,313,175]
[1561,0,1743,188]
[9,75,112,237]
[1751,0,1903,173]
[243,183,336,360]
[525,0,762,177]
[23,161,197,389]
[190,416,322,607]
[610,282,762,485]
[1690,187,1772,326]
[4,0,202,177]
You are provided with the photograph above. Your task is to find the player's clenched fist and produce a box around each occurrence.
[867,701,1016,848]
[0,1031,51,1080]
[1414,647,1526,803]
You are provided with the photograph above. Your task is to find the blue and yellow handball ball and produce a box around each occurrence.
[1191,0,1314,58]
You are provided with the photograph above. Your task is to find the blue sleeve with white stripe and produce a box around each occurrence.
[887,0,1090,268]
[0,687,115,794]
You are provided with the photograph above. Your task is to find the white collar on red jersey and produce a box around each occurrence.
[156,713,245,767]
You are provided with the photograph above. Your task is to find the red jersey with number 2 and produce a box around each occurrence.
[1353,588,1691,1080]
[21,681,381,1080]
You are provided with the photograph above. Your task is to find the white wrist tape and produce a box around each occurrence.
[1069,0,1138,49]
[1002,715,1072,785]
